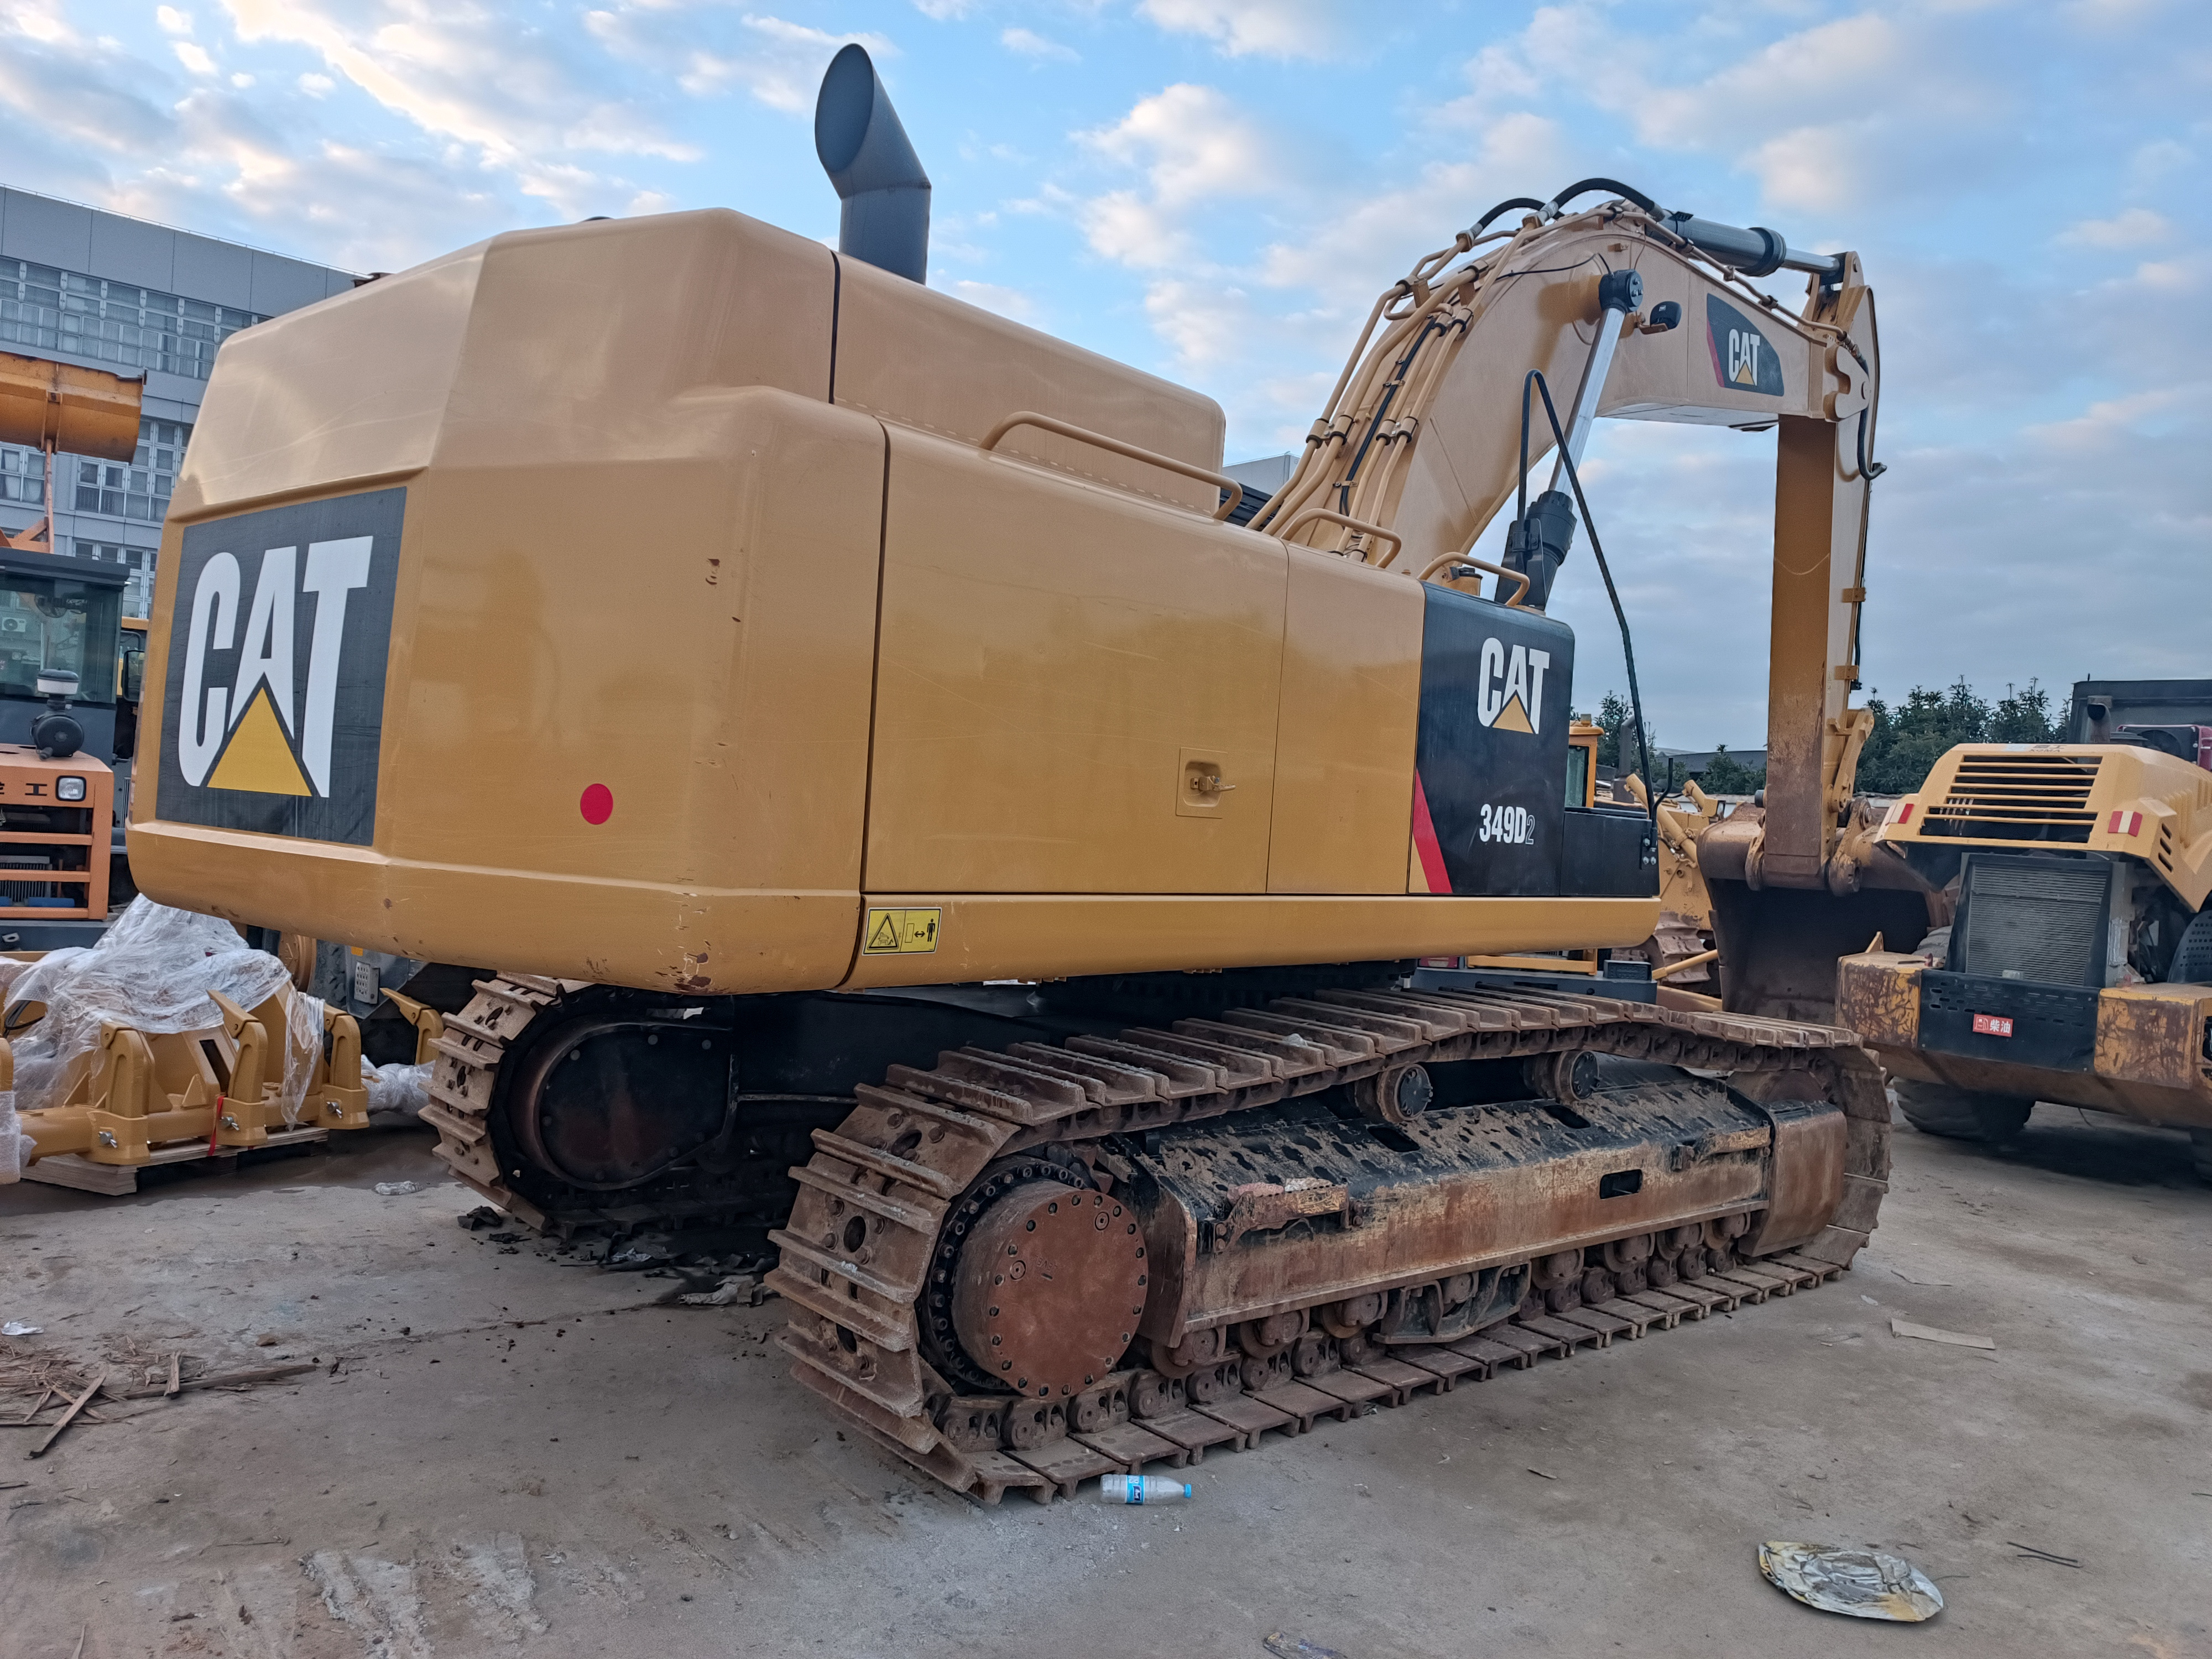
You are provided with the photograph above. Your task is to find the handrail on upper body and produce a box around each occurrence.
[980,411,1244,522]
[1277,507,1404,565]
[1416,551,1530,607]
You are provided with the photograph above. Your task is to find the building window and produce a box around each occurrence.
[0,445,46,505]
[0,260,263,383]
[71,541,156,618]
[66,419,191,524]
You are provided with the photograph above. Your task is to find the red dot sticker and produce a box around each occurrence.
[579,784,613,825]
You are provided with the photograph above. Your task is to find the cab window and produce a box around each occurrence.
[0,581,121,706]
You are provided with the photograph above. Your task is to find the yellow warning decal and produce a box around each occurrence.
[863,906,941,955]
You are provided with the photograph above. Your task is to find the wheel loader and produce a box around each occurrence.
[113,48,1895,1500]
[0,352,152,947]
[1838,681,2212,1180]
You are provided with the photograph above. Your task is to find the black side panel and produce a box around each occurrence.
[1562,806,1658,898]
[156,488,404,846]
[1413,587,1574,896]
[1918,971,2099,1071]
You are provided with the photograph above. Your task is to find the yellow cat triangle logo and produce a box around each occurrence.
[1493,693,1535,734]
[207,687,312,796]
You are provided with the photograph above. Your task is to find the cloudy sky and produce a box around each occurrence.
[2,0,2204,748]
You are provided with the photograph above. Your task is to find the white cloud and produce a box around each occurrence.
[1458,6,2008,220]
[2127,138,2192,191]
[949,279,1036,319]
[1141,277,1256,372]
[296,71,333,95]
[1001,27,1077,62]
[1258,113,1569,302]
[1079,189,1190,269]
[226,0,696,160]
[155,6,193,34]
[1135,0,1341,60]
[2057,207,2172,248]
[1624,14,1907,150]
[2125,258,2189,293]
[1080,83,1279,210]
[582,7,889,114]
[172,39,216,75]
[0,11,176,154]
[910,0,969,16]
[2026,383,2208,453]
[1070,85,1288,275]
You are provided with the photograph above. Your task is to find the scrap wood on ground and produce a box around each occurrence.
[4,1340,319,1455]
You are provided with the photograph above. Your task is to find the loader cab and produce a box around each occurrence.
[0,549,124,765]
[114,614,148,759]
[1566,719,1601,810]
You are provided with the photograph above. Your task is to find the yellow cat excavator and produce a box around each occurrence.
[117,49,1896,1502]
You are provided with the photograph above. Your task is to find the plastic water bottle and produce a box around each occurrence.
[1099,1474,1191,1504]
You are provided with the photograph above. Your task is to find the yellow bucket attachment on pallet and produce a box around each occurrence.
[18,984,370,1168]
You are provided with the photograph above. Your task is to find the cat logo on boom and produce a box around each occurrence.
[156,489,404,847]
[1476,638,1549,735]
[1706,295,1785,397]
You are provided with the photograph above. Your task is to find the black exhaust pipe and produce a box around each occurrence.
[814,44,930,284]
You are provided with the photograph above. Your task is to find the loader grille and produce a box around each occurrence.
[0,853,62,905]
[1921,752,2100,844]
[1955,854,2110,986]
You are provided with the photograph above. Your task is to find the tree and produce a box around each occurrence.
[1593,690,1654,780]
[1855,677,2058,793]
[1699,744,1764,796]
[1990,680,2058,744]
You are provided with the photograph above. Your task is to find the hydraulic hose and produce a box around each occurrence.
[1519,369,1657,825]
[1541,178,1662,217]
[1473,196,1546,235]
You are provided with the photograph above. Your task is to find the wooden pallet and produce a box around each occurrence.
[23,1127,330,1194]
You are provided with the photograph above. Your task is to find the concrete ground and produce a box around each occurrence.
[2,1105,2207,1659]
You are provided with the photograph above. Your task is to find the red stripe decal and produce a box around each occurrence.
[1411,773,1452,895]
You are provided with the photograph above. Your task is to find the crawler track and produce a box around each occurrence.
[419,973,569,1227]
[418,977,1886,1501]
[767,984,1889,1503]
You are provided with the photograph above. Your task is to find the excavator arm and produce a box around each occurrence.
[1256,184,1925,1018]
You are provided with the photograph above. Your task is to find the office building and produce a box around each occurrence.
[0,187,357,614]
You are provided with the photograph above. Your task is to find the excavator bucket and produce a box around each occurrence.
[1705,875,1937,1024]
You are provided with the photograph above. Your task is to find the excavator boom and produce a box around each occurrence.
[1239,186,1922,1019]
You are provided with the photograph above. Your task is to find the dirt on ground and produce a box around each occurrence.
[2,1105,2208,1658]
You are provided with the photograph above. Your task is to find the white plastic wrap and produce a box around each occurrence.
[362,1060,431,1117]
[4,898,312,1120]
[0,1088,28,1182]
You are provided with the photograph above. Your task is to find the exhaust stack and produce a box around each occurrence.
[814,44,931,284]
